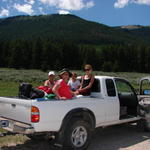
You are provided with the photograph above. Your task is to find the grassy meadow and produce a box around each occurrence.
[0,68,150,96]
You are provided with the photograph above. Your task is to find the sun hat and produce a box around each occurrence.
[48,71,55,76]
[59,68,72,77]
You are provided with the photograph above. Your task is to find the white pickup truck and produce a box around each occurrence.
[0,76,150,150]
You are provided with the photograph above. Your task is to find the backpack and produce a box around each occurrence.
[18,83,32,99]
[30,88,45,99]
[19,83,45,99]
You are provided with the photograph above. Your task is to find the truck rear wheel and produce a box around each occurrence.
[63,119,92,150]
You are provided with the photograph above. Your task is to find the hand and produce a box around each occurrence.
[74,90,79,95]
[59,97,67,100]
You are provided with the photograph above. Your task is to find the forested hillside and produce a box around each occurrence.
[0,14,150,72]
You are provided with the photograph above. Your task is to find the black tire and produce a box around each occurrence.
[63,119,92,150]
[145,122,150,132]
[137,119,150,132]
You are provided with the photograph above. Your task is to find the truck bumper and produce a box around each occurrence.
[0,117,35,134]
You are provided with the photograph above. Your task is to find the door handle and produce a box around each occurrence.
[11,104,16,107]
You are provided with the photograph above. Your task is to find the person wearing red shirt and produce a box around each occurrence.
[52,68,73,100]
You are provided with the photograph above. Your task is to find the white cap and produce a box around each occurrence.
[48,71,55,76]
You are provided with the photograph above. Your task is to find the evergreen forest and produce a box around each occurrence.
[0,14,150,72]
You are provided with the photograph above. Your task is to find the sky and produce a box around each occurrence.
[0,0,150,26]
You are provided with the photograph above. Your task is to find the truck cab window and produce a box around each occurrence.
[91,78,101,92]
[106,79,116,97]
[115,80,134,96]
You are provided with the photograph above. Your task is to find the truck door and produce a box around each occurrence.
[115,79,138,117]
[105,79,120,122]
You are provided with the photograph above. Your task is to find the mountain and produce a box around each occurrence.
[117,25,150,44]
[0,14,150,45]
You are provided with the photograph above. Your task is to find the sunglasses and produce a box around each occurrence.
[84,69,90,71]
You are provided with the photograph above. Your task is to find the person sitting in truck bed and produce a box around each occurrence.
[52,68,73,100]
[44,71,55,88]
[75,64,95,96]
[38,71,55,94]
[68,72,81,92]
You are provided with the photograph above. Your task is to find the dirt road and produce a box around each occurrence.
[88,124,150,150]
[0,124,150,150]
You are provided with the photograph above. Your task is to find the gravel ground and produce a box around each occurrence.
[0,124,150,150]
[88,124,150,150]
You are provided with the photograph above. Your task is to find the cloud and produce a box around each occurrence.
[58,0,84,10]
[25,0,35,5]
[40,0,57,6]
[13,3,34,15]
[86,1,94,8]
[1,0,94,17]
[39,0,94,11]
[0,8,9,17]
[58,10,70,14]
[132,0,150,5]
[114,0,150,8]
[114,0,129,8]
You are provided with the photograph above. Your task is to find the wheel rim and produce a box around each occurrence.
[71,126,88,148]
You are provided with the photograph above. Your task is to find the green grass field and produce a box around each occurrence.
[0,68,150,96]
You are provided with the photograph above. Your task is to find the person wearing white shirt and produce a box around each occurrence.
[68,72,80,91]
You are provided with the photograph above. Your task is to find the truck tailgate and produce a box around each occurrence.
[0,97,32,124]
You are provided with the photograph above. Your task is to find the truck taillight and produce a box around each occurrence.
[31,106,40,123]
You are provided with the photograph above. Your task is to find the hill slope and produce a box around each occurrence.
[0,14,150,45]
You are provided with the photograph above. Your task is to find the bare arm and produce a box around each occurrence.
[79,76,84,89]
[44,80,49,86]
[81,75,95,90]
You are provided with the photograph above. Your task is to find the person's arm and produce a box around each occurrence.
[81,75,95,90]
[68,80,71,88]
[74,76,84,95]
[44,80,49,86]
[77,80,81,89]
[79,76,84,89]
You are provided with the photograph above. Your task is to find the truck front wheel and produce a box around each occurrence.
[63,119,92,150]
[137,119,150,132]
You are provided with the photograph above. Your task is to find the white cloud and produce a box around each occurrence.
[40,0,94,11]
[25,0,35,5]
[40,0,57,6]
[114,0,129,8]
[13,3,34,15]
[86,1,94,8]
[132,0,150,5]
[58,10,70,14]
[0,8,9,17]
[58,0,84,10]
[114,0,150,8]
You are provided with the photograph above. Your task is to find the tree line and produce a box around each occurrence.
[0,38,150,73]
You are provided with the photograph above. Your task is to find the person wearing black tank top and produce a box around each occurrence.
[75,64,95,96]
